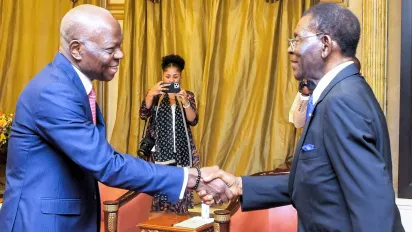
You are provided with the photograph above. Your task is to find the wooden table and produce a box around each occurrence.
[138,213,214,232]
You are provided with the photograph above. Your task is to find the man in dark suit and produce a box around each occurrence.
[200,3,404,232]
[0,5,231,232]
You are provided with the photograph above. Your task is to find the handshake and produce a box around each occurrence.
[186,166,243,206]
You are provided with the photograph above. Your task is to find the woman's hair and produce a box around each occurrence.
[161,54,185,72]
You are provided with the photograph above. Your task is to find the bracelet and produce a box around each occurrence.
[183,102,191,108]
[193,167,201,190]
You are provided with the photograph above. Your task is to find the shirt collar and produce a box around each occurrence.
[311,61,354,104]
[71,64,93,95]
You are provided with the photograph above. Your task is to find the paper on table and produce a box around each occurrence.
[173,216,214,229]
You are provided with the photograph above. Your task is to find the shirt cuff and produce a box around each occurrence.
[180,167,189,199]
[300,94,310,100]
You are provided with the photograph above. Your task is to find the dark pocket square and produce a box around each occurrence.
[302,144,316,151]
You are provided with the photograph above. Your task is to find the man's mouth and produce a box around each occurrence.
[109,66,118,72]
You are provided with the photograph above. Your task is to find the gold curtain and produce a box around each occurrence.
[0,0,101,113]
[111,0,315,175]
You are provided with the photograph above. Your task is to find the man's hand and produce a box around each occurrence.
[187,166,234,206]
[197,168,243,205]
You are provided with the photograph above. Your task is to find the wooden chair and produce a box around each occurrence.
[224,169,298,232]
[102,169,297,232]
[100,183,152,232]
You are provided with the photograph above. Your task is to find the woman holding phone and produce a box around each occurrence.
[139,54,200,213]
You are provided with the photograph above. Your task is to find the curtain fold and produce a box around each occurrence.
[112,0,315,175]
[0,0,101,112]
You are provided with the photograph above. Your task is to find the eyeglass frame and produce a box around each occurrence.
[288,32,325,52]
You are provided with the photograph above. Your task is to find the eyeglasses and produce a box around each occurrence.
[288,33,324,52]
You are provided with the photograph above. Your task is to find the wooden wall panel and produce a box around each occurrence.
[104,0,124,20]
[320,0,349,7]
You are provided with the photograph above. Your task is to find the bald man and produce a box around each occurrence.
[0,5,231,232]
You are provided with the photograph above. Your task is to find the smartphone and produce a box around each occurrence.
[164,82,181,93]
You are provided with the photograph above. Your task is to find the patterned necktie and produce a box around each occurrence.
[88,88,97,125]
[306,95,314,122]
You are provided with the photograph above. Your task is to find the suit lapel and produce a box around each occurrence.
[288,116,312,194]
[96,105,106,137]
[288,63,360,195]
[315,64,359,105]
[52,52,94,124]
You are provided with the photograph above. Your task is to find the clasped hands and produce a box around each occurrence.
[187,166,242,206]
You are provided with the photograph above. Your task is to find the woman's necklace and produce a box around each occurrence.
[168,94,177,104]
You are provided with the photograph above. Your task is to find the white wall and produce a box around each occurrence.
[397,199,412,231]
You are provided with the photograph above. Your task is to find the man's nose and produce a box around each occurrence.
[287,45,293,54]
[114,49,124,59]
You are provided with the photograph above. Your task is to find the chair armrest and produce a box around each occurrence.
[103,190,147,232]
[117,190,140,207]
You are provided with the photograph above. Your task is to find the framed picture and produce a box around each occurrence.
[319,0,349,7]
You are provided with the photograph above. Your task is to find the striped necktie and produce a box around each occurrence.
[88,88,97,125]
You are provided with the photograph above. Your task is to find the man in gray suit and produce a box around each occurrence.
[200,3,404,232]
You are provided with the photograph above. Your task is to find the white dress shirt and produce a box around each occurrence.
[311,61,354,105]
[72,65,93,95]
[71,64,188,199]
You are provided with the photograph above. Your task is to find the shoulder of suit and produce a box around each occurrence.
[343,75,369,92]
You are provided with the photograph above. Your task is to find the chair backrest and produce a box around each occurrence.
[225,169,298,232]
[99,183,153,232]
[117,193,152,232]
[229,205,297,232]
[98,182,128,222]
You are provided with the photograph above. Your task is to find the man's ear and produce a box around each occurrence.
[69,40,83,61]
[321,35,333,58]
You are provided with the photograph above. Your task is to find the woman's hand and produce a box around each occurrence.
[148,81,169,98]
[145,81,169,109]
[178,89,196,122]
[177,89,189,106]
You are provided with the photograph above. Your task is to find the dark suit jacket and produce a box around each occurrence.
[241,64,404,232]
[0,53,184,232]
